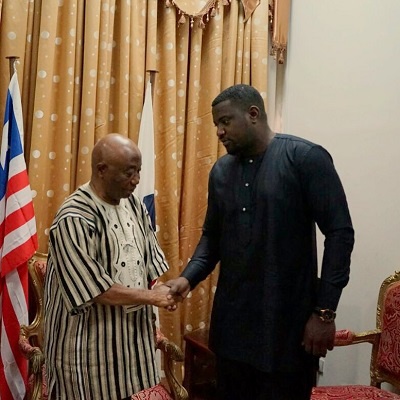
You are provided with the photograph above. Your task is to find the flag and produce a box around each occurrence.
[136,80,156,230]
[135,80,163,372]
[0,72,38,400]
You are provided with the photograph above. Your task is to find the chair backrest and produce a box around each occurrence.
[26,252,48,349]
[371,270,400,389]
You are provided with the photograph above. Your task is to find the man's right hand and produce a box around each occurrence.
[164,277,191,302]
[151,283,181,309]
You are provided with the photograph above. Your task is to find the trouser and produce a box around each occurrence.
[216,356,316,400]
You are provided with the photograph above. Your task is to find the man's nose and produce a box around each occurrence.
[216,126,225,138]
[131,172,140,185]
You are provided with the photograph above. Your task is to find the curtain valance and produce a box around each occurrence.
[165,0,261,27]
[166,0,290,64]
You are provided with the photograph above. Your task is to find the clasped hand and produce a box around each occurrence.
[153,277,191,311]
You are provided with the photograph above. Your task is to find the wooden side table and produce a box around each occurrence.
[183,329,217,400]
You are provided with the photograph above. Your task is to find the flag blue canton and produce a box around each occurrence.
[0,95,24,198]
[142,194,155,229]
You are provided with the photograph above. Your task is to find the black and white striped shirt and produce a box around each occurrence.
[44,183,169,399]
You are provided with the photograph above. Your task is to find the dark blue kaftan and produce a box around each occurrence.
[181,134,354,372]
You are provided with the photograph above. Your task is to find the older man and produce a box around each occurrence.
[44,134,175,400]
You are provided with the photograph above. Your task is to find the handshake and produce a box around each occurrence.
[151,277,191,311]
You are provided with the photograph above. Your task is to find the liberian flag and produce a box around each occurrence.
[0,72,38,400]
[136,80,156,230]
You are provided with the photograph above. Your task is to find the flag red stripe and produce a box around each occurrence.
[1,234,38,277]
[0,363,14,400]
[5,170,29,198]
[0,202,35,240]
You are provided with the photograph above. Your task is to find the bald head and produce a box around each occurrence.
[90,134,142,204]
[92,134,140,169]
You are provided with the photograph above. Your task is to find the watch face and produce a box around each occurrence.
[322,310,334,319]
[314,307,336,322]
[320,309,336,321]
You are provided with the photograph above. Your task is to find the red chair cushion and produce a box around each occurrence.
[131,383,173,400]
[377,281,400,377]
[312,385,400,399]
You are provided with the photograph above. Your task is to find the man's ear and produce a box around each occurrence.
[248,106,260,121]
[97,162,107,177]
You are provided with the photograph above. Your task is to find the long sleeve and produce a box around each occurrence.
[299,145,355,310]
[180,170,221,288]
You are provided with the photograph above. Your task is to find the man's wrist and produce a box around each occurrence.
[313,307,336,323]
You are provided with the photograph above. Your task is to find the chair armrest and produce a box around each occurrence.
[19,325,45,374]
[156,330,184,362]
[334,329,381,346]
[155,329,188,400]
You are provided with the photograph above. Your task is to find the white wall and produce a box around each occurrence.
[279,0,400,386]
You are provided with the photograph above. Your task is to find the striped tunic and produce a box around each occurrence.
[44,183,169,400]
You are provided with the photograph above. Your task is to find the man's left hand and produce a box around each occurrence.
[302,313,336,357]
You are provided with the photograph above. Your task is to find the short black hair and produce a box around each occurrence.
[212,84,267,119]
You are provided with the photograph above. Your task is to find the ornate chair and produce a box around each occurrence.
[19,252,48,400]
[19,253,188,400]
[312,270,400,399]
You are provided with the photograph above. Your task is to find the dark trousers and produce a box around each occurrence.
[216,356,316,400]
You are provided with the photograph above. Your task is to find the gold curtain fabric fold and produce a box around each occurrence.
[269,0,291,64]
[242,0,260,22]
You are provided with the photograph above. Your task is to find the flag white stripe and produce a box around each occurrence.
[5,270,28,326]
[4,186,34,218]
[0,197,5,225]
[8,154,26,179]
[0,217,37,257]
[0,121,9,169]
[1,320,25,399]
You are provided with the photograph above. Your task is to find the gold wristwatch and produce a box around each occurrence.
[313,307,336,323]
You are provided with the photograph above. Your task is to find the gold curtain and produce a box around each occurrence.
[0,0,275,354]
[269,0,291,63]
